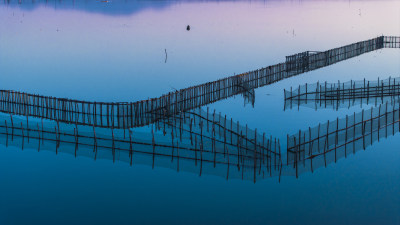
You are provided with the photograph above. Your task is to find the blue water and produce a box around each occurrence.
[0,0,400,224]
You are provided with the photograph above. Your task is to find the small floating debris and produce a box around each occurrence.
[186,25,190,31]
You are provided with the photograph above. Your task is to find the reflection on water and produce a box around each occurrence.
[0,88,398,184]
[0,108,282,182]
[1,0,400,101]
[1,77,399,183]
[1,0,400,225]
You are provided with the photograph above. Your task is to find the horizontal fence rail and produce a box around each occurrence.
[1,36,399,128]
[284,77,400,110]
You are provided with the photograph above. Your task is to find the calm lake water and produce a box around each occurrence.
[1,0,400,224]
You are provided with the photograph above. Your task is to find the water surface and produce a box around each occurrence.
[0,0,400,224]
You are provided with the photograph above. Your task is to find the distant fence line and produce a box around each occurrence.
[284,77,400,110]
[1,36,399,128]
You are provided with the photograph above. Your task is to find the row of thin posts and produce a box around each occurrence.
[286,99,400,178]
[306,36,387,71]
[384,36,400,48]
[284,77,400,110]
[1,36,398,128]
[156,107,282,182]
[0,106,282,182]
[285,36,387,75]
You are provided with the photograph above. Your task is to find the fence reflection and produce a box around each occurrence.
[0,108,281,183]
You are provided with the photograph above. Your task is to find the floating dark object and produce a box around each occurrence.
[186,25,190,31]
